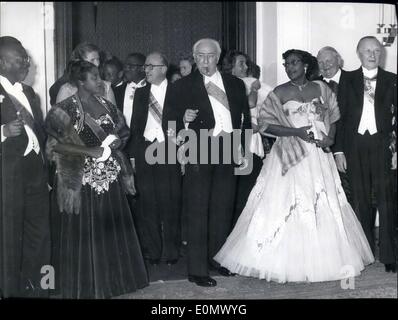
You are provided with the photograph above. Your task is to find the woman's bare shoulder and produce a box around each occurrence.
[273,83,291,101]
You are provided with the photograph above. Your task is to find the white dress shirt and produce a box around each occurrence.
[143,79,167,143]
[203,71,233,136]
[0,75,40,155]
[358,67,378,135]
[323,68,342,84]
[123,78,146,128]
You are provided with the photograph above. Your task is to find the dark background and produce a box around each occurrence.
[54,1,256,77]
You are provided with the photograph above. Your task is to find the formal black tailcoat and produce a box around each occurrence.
[0,83,50,297]
[162,70,251,276]
[126,83,182,261]
[334,67,397,264]
[113,82,128,113]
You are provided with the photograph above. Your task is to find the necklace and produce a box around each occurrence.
[290,80,309,91]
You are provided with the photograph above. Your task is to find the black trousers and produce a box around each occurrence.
[2,152,50,298]
[346,132,396,264]
[184,163,237,277]
[134,139,182,261]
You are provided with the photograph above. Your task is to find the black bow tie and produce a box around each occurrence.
[323,79,338,94]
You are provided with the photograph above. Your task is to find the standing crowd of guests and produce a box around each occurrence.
[0,34,396,299]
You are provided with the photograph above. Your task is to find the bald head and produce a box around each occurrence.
[0,36,30,83]
[144,52,168,85]
[356,36,382,70]
[148,52,169,68]
[0,36,22,57]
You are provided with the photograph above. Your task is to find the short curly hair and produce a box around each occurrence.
[69,60,98,86]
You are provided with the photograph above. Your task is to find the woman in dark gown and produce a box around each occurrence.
[46,60,148,298]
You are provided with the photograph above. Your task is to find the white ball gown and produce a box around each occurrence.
[214,99,375,283]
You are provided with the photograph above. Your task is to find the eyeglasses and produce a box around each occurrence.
[125,63,143,70]
[143,64,165,71]
[283,59,302,67]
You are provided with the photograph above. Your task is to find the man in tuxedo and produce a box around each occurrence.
[0,36,50,297]
[317,46,353,206]
[334,36,397,272]
[317,46,345,93]
[163,38,251,287]
[113,53,146,219]
[127,52,181,266]
[114,52,146,129]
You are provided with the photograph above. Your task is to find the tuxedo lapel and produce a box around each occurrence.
[352,68,365,114]
[22,85,42,124]
[132,84,151,135]
[21,85,47,149]
[114,82,127,112]
[191,71,214,123]
[164,83,172,111]
[374,67,388,107]
[120,82,128,113]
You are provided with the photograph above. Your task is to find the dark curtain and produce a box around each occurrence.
[221,2,256,62]
[54,2,73,79]
[54,2,256,76]
[72,2,222,64]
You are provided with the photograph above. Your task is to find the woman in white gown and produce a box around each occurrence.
[214,49,374,283]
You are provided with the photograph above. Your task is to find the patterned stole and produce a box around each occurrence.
[148,91,163,125]
[205,81,230,111]
[364,75,377,103]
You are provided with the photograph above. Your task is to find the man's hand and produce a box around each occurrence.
[183,109,199,124]
[334,153,347,173]
[3,119,24,137]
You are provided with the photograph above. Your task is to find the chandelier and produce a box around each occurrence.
[377,4,397,47]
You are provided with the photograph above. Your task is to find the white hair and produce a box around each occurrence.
[317,46,344,68]
[192,38,222,56]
